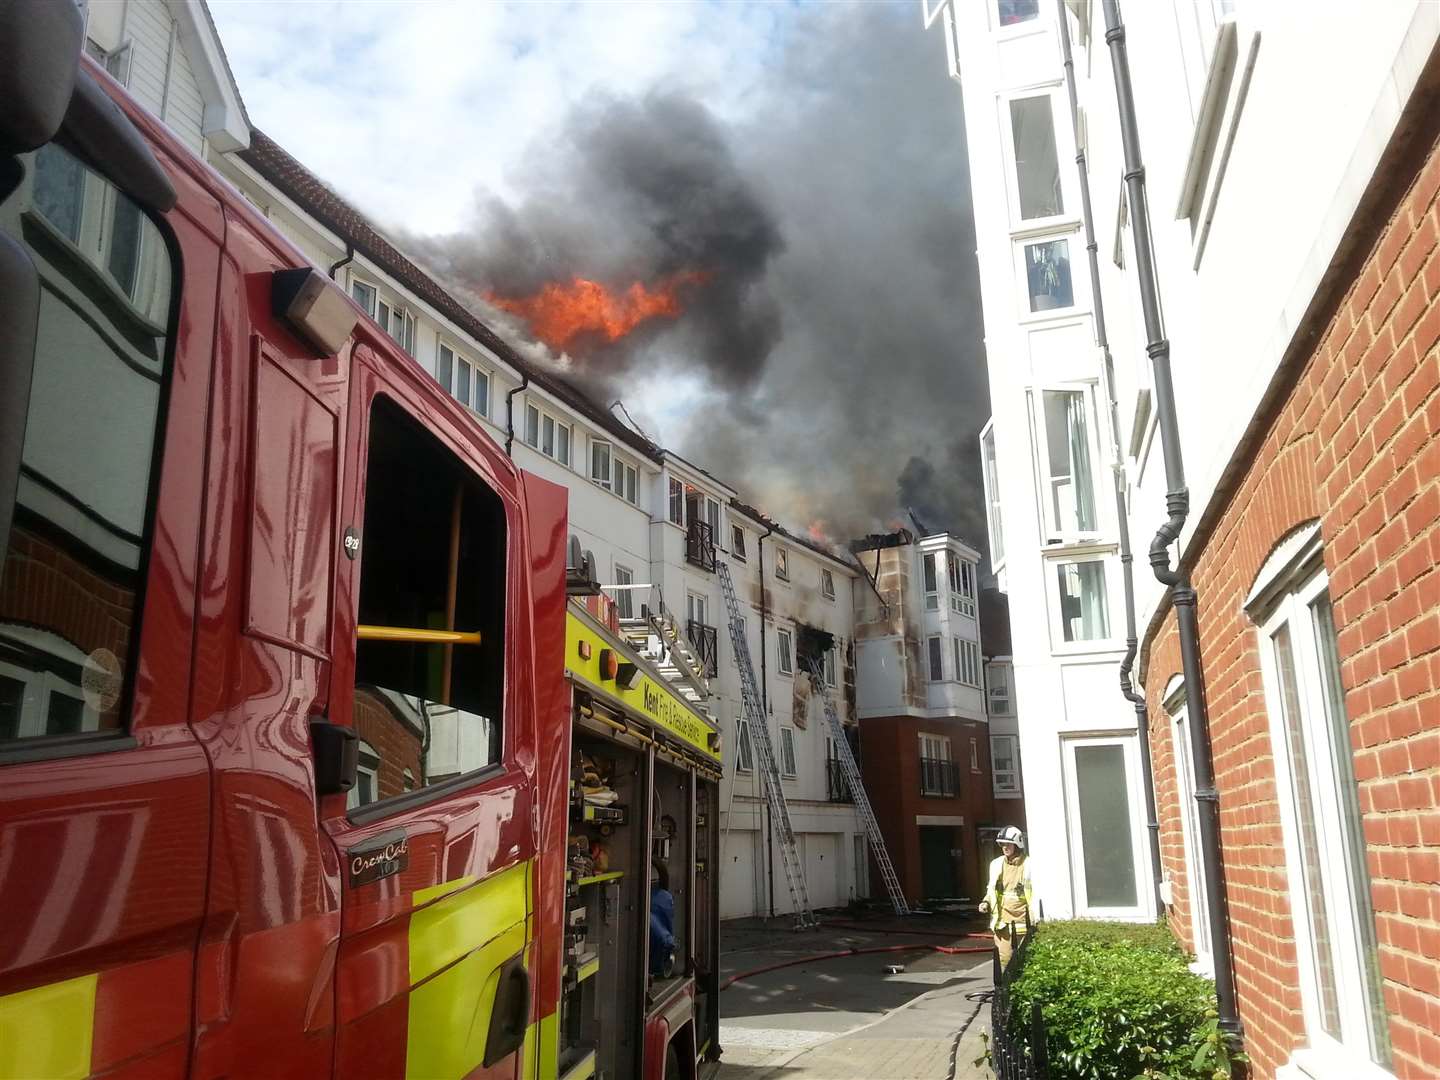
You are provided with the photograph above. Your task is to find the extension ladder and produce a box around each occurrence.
[717,562,816,929]
[802,656,910,916]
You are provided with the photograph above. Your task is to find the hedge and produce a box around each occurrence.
[1003,920,1243,1080]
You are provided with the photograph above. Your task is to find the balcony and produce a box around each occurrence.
[685,520,717,573]
[919,757,960,798]
[826,757,853,803]
[686,620,719,678]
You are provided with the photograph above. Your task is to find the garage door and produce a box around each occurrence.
[720,829,761,919]
[803,833,840,911]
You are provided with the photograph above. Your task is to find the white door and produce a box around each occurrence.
[720,829,761,919]
[1061,734,1151,919]
[803,833,840,910]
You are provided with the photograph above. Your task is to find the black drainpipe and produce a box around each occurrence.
[1056,0,1163,917]
[1102,0,1241,1041]
[503,374,530,458]
[756,521,776,920]
[327,242,355,281]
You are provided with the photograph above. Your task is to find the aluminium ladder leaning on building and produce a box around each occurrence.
[716,562,816,930]
[802,656,910,916]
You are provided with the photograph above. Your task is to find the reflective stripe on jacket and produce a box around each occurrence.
[986,853,1034,932]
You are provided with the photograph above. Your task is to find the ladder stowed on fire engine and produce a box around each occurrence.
[801,656,910,917]
[717,562,817,930]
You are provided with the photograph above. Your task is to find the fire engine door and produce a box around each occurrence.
[0,145,219,1075]
[323,357,535,1079]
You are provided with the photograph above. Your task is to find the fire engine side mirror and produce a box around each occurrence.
[310,719,359,798]
[0,0,83,156]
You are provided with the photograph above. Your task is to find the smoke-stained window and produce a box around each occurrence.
[820,568,835,599]
[777,628,793,675]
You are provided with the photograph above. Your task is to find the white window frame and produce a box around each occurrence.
[735,717,754,773]
[969,737,980,773]
[947,552,976,616]
[1032,382,1104,544]
[435,341,489,419]
[686,592,709,627]
[823,647,837,687]
[927,635,944,682]
[779,726,798,778]
[918,732,951,762]
[1165,680,1214,978]
[820,568,836,600]
[953,638,981,688]
[731,524,747,561]
[347,739,381,811]
[980,422,1005,571]
[923,551,940,611]
[614,564,635,621]
[1254,560,1392,1075]
[774,548,790,582]
[1012,230,1085,322]
[991,734,1021,797]
[998,85,1074,232]
[1061,733,1150,919]
[986,661,1014,716]
[990,0,1047,38]
[776,628,793,676]
[668,478,684,525]
[521,402,571,466]
[1049,551,1115,651]
[0,656,100,740]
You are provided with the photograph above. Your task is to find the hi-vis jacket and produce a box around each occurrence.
[985,853,1036,931]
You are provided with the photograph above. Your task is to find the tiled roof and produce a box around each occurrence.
[237,128,660,461]
[728,498,856,571]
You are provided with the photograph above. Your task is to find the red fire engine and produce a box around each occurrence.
[0,6,721,1077]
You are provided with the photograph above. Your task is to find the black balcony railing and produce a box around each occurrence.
[826,757,853,803]
[919,757,960,798]
[685,520,717,572]
[686,620,719,677]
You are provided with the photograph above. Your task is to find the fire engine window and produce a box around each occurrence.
[351,397,507,807]
[0,144,176,748]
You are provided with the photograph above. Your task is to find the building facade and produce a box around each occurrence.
[851,530,994,901]
[937,0,1440,1076]
[932,0,1158,925]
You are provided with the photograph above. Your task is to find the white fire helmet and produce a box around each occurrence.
[996,826,1025,849]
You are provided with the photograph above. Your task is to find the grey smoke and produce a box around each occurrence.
[414,3,988,558]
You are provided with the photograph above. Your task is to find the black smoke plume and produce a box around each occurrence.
[414,3,989,559]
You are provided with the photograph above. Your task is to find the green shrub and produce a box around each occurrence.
[1004,920,1243,1080]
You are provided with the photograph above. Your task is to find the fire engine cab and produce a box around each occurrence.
[0,5,721,1078]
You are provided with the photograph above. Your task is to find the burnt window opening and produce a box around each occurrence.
[351,397,507,807]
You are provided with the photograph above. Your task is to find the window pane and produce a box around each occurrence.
[1010,96,1063,219]
[1043,390,1097,534]
[615,565,634,620]
[456,360,472,409]
[106,196,144,296]
[732,525,745,558]
[625,465,637,504]
[351,279,376,317]
[1272,622,1343,1040]
[436,344,453,393]
[669,479,684,525]
[1174,719,1212,956]
[1073,744,1138,907]
[737,720,754,771]
[928,636,943,681]
[778,630,792,673]
[983,429,1005,563]
[1312,595,1388,1061]
[474,371,490,418]
[525,404,539,447]
[780,728,797,776]
[591,441,610,484]
[542,415,554,457]
[1,144,176,743]
[353,399,507,808]
[1025,238,1074,312]
[32,144,85,242]
[998,0,1039,26]
[1057,561,1110,641]
[556,425,569,466]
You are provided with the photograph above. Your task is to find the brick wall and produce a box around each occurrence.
[353,689,423,800]
[1144,129,1440,1078]
[860,713,996,900]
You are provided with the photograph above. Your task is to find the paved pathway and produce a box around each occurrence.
[715,915,995,1079]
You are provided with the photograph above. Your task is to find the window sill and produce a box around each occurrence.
[1277,1048,1394,1080]
[993,791,1024,800]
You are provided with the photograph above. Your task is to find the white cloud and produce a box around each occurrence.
[210,0,791,233]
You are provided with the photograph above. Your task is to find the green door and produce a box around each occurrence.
[919,826,959,899]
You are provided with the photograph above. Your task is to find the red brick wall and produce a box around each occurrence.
[860,713,997,899]
[1145,131,1440,1078]
[353,689,423,800]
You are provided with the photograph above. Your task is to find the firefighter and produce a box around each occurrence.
[978,825,1034,970]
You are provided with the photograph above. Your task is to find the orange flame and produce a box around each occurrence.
[488,271,708,350]
[807,520,830,544]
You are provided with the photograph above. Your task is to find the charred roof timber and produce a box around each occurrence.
[848,529,915,553]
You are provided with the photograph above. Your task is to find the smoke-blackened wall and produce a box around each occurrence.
[412,3,988,557]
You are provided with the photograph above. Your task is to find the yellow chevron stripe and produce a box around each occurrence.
[406,861,532,1080]
[0,973,96,1080]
